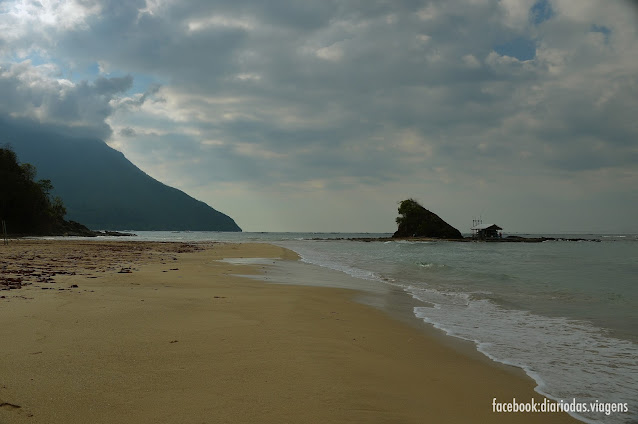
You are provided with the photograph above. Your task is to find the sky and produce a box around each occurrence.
[1,0,637,233]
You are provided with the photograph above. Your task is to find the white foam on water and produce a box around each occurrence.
[410,287,638,424]
[417,262,446,269]
[290,244,383,283]
[280,240,638,424]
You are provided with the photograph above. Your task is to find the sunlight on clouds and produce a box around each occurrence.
[2,0,99,30]
[486,50,523,65]
[385,14,397,25]
[393,129,433,158]
[552,0,607,22]
[234,73,262,81]
[433,167,454,184]
[315,43,344,61]
[462,54,481,68]
[138,0,174,17]
[234,143,287,160]
[499,0,536,28]
[416,34,431,45]
[187,15,256,32]
[425,49,442,64]
[201,139,225,147]
[97,61,110,74]
[534,46,567,75]
[134,87,207,123]
[500,111,543,134]
[280,179,326,191]
[1,60,95,127]
[594,82,620,110]
[416,4,438,21]
[485,50,537,76]
[106,125,166,151]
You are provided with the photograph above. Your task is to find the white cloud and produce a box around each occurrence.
[417,4,438,21]
[0,0,99,54]
[315,43,344,61]
[499,0,536,28]
[3,0,99,29]
[138,0,175,17]
[0,60,129,136]
[462,54,481,68]
[187,14,256,32]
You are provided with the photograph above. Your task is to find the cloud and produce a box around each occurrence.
[1,0,637,231]
[0,60,132,138]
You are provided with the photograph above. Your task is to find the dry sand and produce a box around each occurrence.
[0,240,578,423]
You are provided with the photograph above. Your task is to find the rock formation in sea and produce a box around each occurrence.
[393,199,463,239]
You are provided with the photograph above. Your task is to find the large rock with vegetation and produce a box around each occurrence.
[393,199,463,239]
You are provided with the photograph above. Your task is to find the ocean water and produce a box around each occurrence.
[83,231,638,423]
[276,235,638,424]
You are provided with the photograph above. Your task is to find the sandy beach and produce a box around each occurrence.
[0,240,578,423]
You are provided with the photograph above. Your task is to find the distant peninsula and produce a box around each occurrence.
[2,117,241,232]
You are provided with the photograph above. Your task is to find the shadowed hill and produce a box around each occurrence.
[0,147,107,236]
[2,118,241,231]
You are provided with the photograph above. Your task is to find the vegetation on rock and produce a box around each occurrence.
[393,198,463,239]
[0,146,95,236]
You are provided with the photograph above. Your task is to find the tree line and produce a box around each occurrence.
[0,146,67,235]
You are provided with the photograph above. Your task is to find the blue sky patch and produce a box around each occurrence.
[494,37,537,61]
[530,0,553,25]
[591,24,611,43]
[86,62,158,95]
[13,52,53,68]
[129,73,159,95]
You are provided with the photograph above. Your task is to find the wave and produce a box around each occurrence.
[417,262,446,269]
[282,240,637,424]
[410,288,638,424]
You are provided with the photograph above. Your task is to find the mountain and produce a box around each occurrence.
[1,118,241,232]
[393,198,463,239]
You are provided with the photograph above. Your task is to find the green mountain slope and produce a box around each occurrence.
[2,118,241,231]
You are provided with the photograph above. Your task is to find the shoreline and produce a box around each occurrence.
[320,236,601,243]
[229,248,597,423]
[1,240,578,423]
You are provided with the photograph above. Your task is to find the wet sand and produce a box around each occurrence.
[0,240,578,423]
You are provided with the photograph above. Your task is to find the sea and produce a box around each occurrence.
[49,231,638,423]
